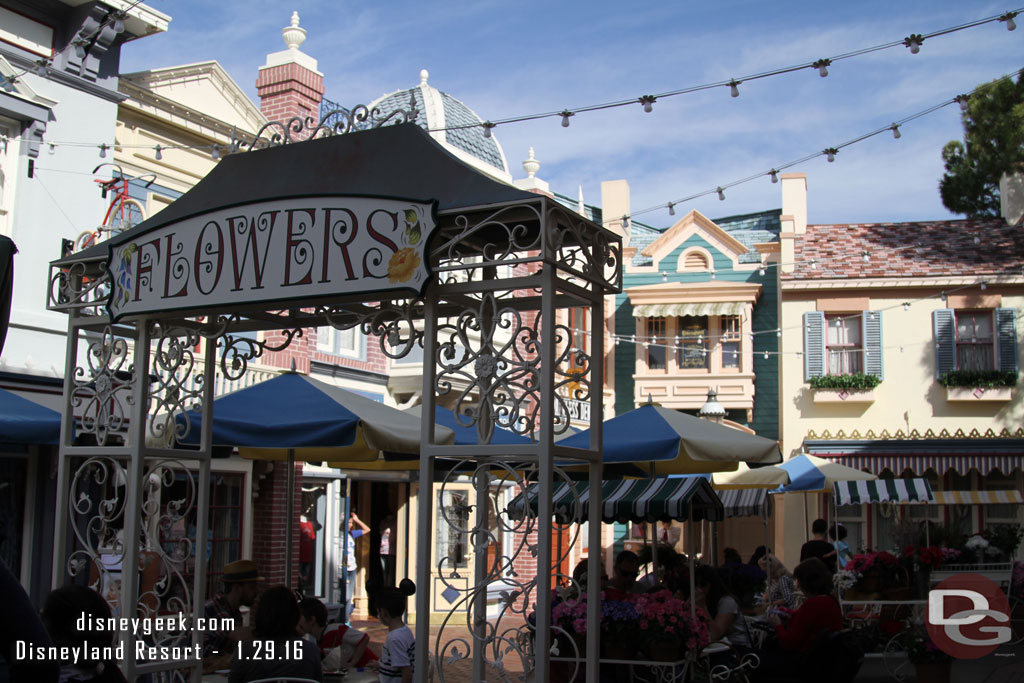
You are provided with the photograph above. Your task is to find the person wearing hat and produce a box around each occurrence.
[203,559,263,668]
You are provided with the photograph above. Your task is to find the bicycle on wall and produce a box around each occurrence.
[73,163,155,252]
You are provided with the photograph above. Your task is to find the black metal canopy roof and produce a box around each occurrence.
[59,123,544,265]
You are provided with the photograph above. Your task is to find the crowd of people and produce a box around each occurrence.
[555,521,852,682]
[0,553,417,683]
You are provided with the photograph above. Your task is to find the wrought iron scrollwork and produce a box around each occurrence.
[429,461,583,682]
[238,93,419,152]
[148,322,204,448]
[548,204,623,293]
[71,326,133,446]
[219,328,303,381]
[318,299,425,360]
[435,292,540,439]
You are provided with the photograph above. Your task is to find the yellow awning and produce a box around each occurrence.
[932,490,1024,505]
[632,302,746,318]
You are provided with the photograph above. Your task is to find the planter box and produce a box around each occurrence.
[945,386,1013,402]
[812,388,875,403]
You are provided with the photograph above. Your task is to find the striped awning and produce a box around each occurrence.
[932,490,1024,505]
[718,488,771,518]
[505,476,723,523]
[833,478,934,506]
[632,302,746,318]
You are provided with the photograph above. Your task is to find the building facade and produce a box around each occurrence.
[777,173,1024,565]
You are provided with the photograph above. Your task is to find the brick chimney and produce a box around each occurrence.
[256,12,324,128]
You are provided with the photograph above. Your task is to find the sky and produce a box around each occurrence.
[119,1,1023,229]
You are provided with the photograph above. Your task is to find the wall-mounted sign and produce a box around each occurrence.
[107,196,437,320]
[558,398,591,425]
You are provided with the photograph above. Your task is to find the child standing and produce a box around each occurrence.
[375,579,416,683]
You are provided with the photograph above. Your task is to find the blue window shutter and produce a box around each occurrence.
[996,308,1018,373]
[862,311,883,379]
[803,311,825,380]
[933,309,956,378]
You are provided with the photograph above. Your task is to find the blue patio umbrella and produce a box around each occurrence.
[405,405,532,446]
[176,372,454,460]
[560,403,781,475]
[0,387,61,444]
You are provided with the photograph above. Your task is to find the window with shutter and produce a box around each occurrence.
[932,309,956,378]
[803,311,825,380]
[996,308,1018,373]
[862,311,883,379]
[825,314,863,374]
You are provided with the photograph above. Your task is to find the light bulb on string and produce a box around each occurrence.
[980,282,987,291]
[482,122,495,139]
[1000,12,1017,31]
[891,124,901,139]
[74,41,87,59]
[716,187,725,201]
[48,143,55,155]
[862,251,870,263]
[759,266,766,276]
[764,351,769,360]
[904,34,923,54]
[621,216,629,230]
[973,234,980,245]
[769,169,778,184]
[709,270,716,280]
[825,148,838,163]
[812,59,831,78]
[211,145,221,161]
[639,95,656,113]
[112,15,125,33]
[34,60,48,77]
[903,302,910,311]
[729,80,740,98]
[668,202,675,216]
[98,143,107,159]
[955,95,970,112]
[155,144,163,160]
[559,110,574,127]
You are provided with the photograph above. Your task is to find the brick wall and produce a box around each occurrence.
[256,62,325,134]
[251,460,303,588]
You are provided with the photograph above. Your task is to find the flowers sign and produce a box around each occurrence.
[107,197,437,321]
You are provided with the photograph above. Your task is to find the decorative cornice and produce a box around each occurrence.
[642,209,748,261]
[806,427,1024,441]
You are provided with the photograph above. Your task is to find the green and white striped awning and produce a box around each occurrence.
[833,478,934,506]
[718,488,772,518]
[632,302,746,318]
[505,477,724,523]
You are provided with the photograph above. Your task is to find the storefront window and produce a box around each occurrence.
[677,316,708,370]
[437,489,471,569]
[646,317,666,370]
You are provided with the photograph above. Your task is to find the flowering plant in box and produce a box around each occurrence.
[634,590,710,650]
[552,592,589,635]
[903,545,943,570]
[600,596,639,638]
[845,550,900,575]
[939,547,962,563]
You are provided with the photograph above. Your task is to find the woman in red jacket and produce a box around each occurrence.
[753,557,843,681]
[768,557,843,651]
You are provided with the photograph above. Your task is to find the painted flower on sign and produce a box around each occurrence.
[387,247,421,284]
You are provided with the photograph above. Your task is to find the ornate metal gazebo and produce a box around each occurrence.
[47,104,621,682]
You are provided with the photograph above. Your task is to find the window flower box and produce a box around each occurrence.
[945,386,1013,402]
[813,388,875,403]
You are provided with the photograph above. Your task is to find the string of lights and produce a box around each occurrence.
[562,273,1019,353]
[11,8,1021,179]
[441,8,1021,137]
[620,66,1024,225]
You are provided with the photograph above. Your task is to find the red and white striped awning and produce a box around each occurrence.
[816,453,1019,477]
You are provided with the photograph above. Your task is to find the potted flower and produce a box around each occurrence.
[900,624,953,683]
[551,592,588,657]
[600,596,639,659]
[633,589,709,661]
[845,551,901,595]
[985,524,1024,561]
[940,369,1017,401]
[965,534,992,564]
[809,372,881,403]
